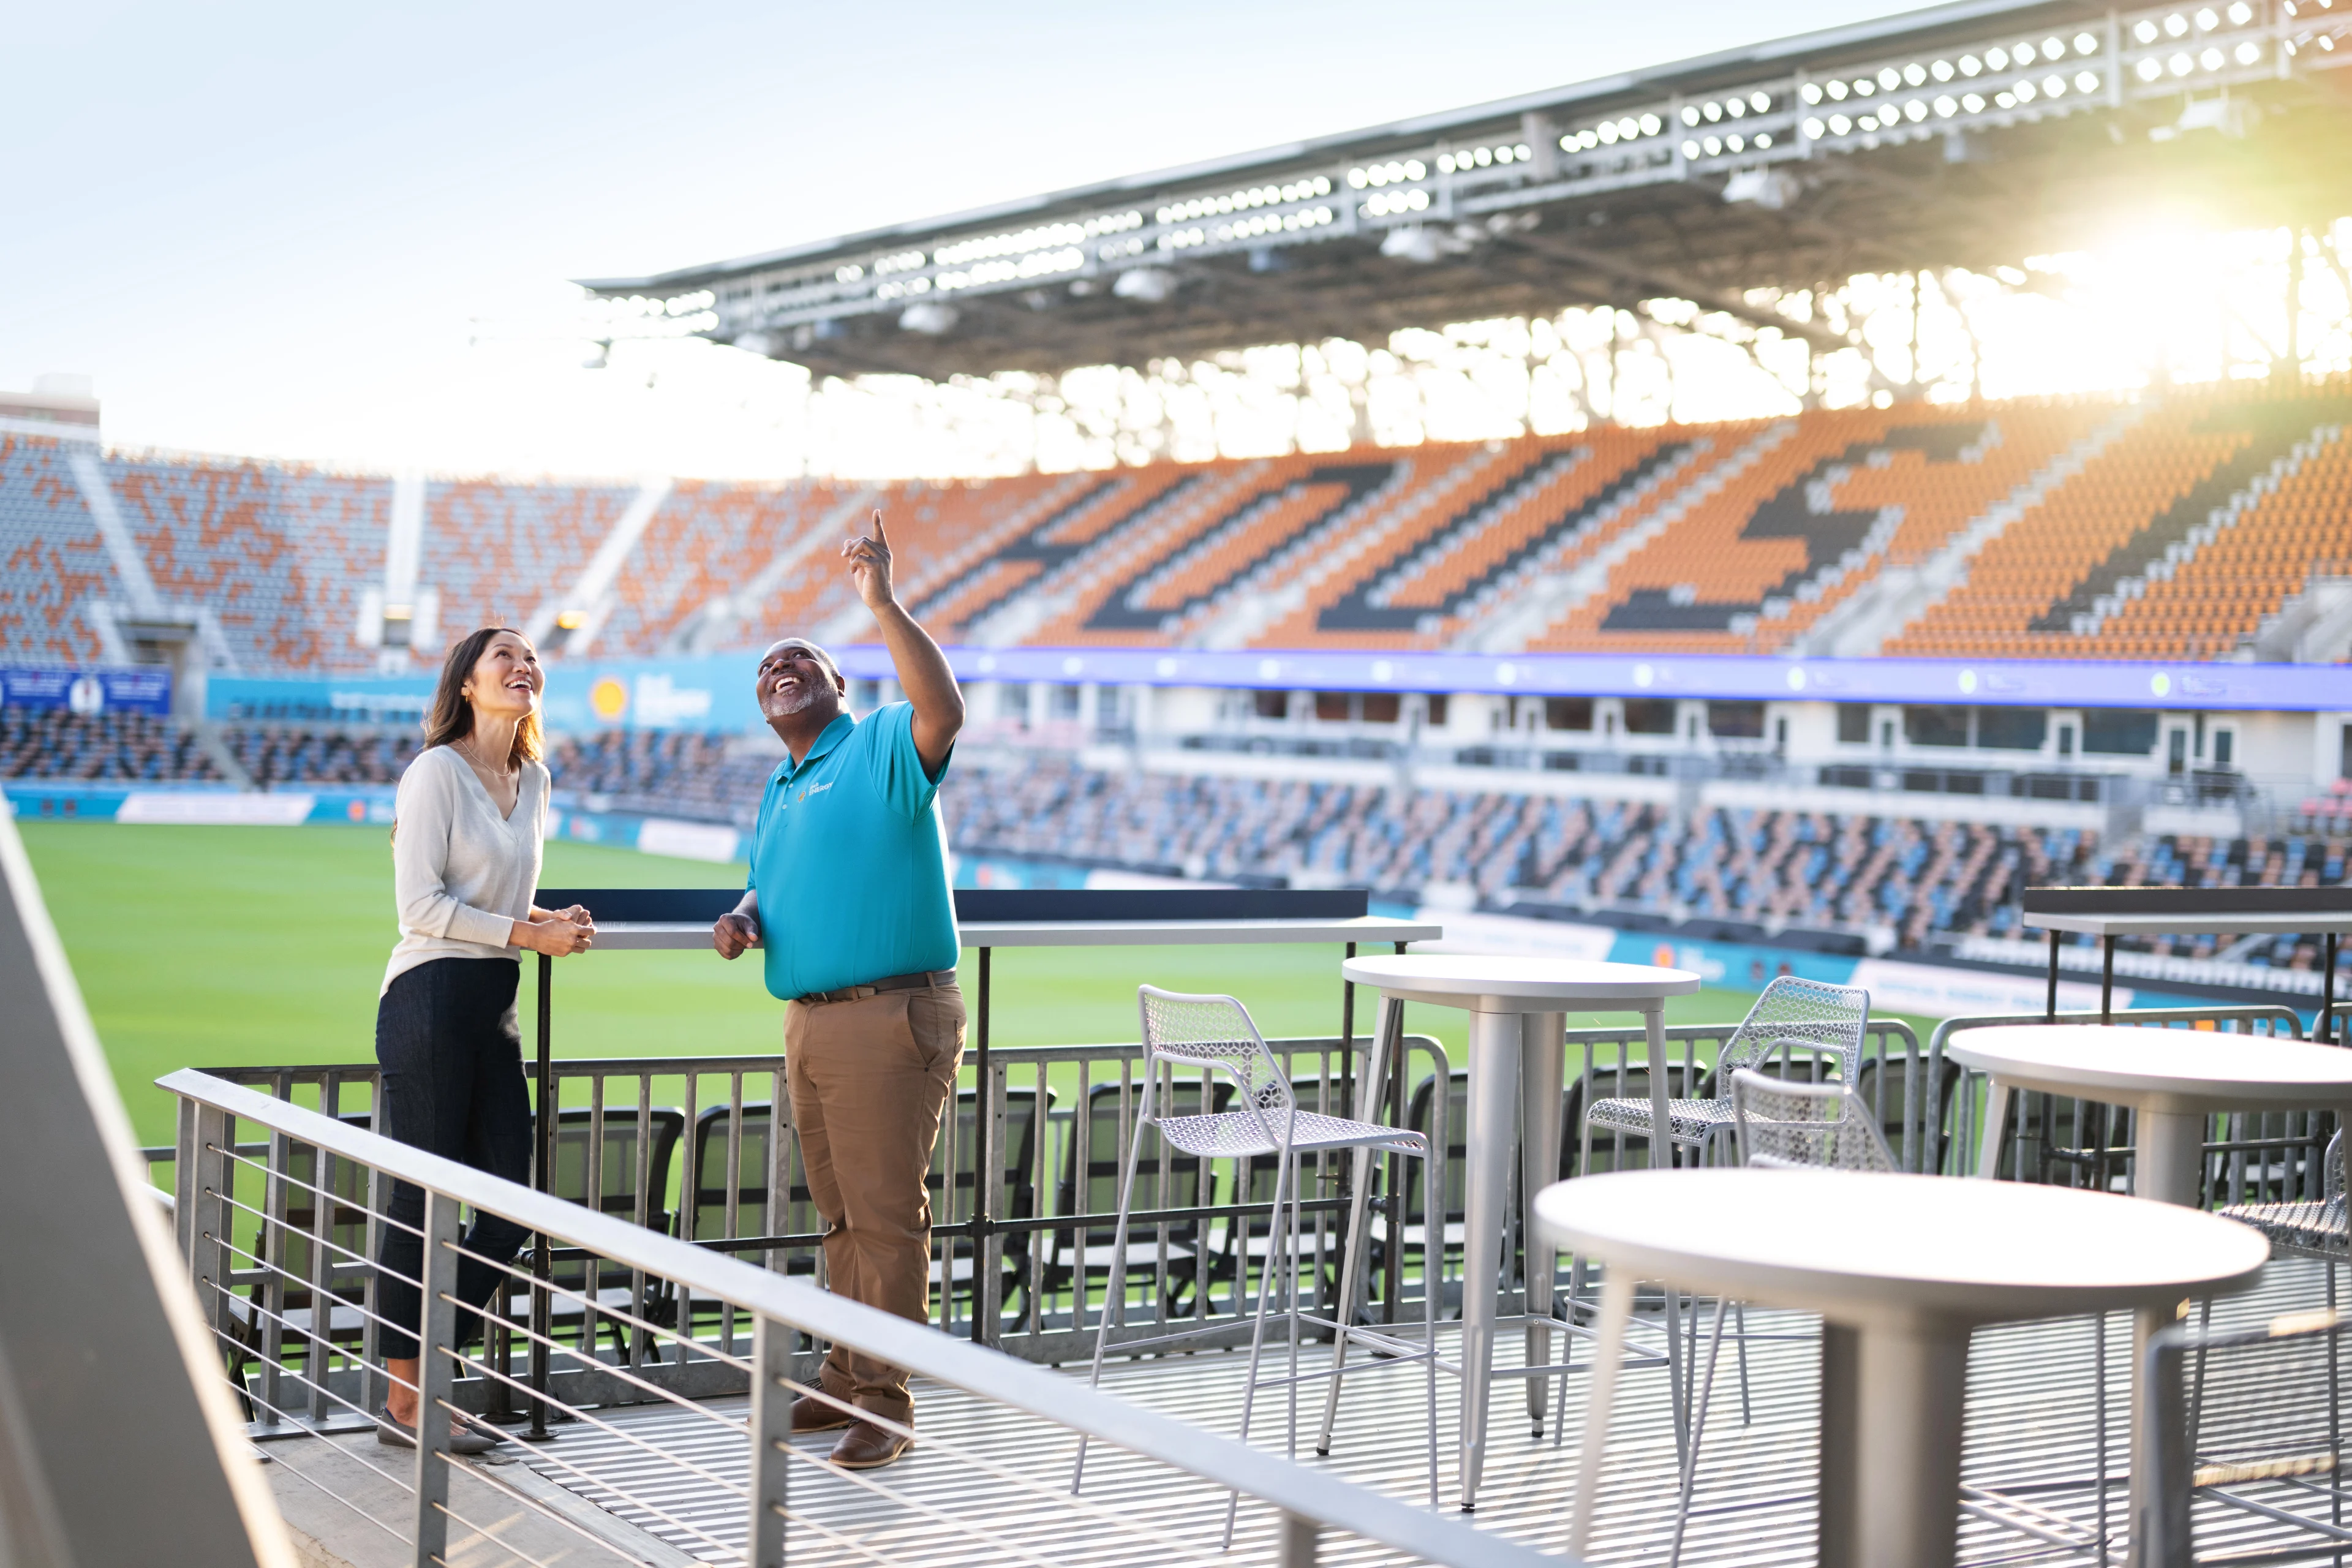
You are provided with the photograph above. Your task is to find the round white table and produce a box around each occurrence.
[1533,1169,2269,1568]
[1946,1022,2352,1551]
[1327,954,1700,1510]
[1945,1025,2352,1207]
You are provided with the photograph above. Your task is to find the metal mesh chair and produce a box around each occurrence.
[1583,974,1871,1161]
[2143,1305,2351,1566]
[2217,1129,2347,1262]
[1731,1069,1898,1172]
[1073,986,1438,1539]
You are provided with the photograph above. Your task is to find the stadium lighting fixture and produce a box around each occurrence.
[2138,56,2165,77]
[2171,50,2195,72]
[2226,0,2252,15]
[2077,69,2102,90]
[2200,45,2225,66]
[1962,91,1986,110]
[2166,13,2190,36]
[899,302,958,334]
[2234,40,2261,61]
[2076,31,2100,52]
[1960,53,1983,74]
[2195,7,2219,27]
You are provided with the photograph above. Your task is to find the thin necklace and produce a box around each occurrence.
[456,735,511,778]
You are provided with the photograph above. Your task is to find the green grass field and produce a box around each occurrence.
[18,823,1947,1148]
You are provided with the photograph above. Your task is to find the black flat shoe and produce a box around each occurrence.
[375,1407,506,1456]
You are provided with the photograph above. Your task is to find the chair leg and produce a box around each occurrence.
[1667,1297,1730,1568]
[1226,1148,1294,1550]
[1318,999,1398,1456]
[1735,1302,1752,1427]
[1423,1147,1440,1512]
[1071,1099,1152,1497]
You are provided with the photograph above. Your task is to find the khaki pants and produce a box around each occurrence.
[784,980,965,1425]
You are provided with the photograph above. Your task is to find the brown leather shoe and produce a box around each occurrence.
[790,1396,856,1434]
[827,1420,913,1470]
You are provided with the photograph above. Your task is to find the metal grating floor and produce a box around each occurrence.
[517,1259,2347,1566]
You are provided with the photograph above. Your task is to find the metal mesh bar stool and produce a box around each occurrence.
[1732,1068,1899,1172]
[1608,1072,1900,1567]
[1583,974,1872,1163]
[1561,977,1872,1473]
[2218,1128,2348,1264]
[1072,986,1438,1542]
[2144,1305,2352,1566]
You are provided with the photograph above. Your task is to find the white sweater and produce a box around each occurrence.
[382,745,549,994]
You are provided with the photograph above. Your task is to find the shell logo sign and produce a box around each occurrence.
[589,677,629,722]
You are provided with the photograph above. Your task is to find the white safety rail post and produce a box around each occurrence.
[745,1316,793,1568]
[409,1191,464,1563]
[162,1068,1570,1568]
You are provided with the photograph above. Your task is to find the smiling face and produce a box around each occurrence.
[756,639,845,723]
[460,631,543,722]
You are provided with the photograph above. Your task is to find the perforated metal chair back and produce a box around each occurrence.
[1717,974,1872,1085]
[1137,986,1295,1151]
[1730,1068,1896,1172]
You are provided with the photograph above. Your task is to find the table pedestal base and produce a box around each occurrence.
[1849,1321,1969,1568]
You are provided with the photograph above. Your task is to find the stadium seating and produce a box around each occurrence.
[1890,385,2352,659]
[226,726,418,786]
[938,756,2350,970]
[423,478,632,638]
[542,728,775,824]
[1,707,221,782]
[0,434,119,663]
[12,380,2350,669]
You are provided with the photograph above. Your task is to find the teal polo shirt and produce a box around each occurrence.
[744,703,959,1000]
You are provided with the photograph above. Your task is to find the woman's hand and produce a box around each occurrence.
[513,914,595,956]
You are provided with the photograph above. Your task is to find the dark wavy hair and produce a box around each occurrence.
[421,627,543,769]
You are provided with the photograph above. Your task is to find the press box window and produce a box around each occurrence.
[2082,709,2158,755]
[1707,701,1765,739]
[1544,697,1593,731]
[1422,695,1449,727]
[1361,693,1401,723]
[1903,705,1970,748]
[1622,698,1677,736]
[1976,707,2048,752]
[1837,705,1871,745]
[1253,690,1289,720]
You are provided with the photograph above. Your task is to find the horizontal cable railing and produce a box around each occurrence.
[164,1068,1567,1568]
[148,1022,1983,1411]
[1929,1005,2335,1202]
[141,1035,1462,1385]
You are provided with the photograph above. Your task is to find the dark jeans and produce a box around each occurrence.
[374,957,534,1363]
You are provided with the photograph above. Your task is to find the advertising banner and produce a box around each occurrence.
[205,646,2352,733]
[1,666,171,716]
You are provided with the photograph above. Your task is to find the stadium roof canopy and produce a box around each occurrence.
[580,0,2352,380]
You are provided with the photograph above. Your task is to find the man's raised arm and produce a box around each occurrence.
[841,510,964,773]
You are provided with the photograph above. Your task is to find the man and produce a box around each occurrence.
[712,510,964,1472]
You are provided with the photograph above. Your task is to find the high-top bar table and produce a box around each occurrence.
[1947,1023,2352,1561]
[535,884,1440,1341]
[1534,1169,2269,1568]
[2022,885,2352,1031]
[1332,954,1701,1510]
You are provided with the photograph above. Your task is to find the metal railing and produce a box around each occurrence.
[164,1068,1565,1568]
[1930,1005,2338,1204]
[146,1020,1978,1414]
[141,1033,1458,1386]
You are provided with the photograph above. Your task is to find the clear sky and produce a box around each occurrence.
[6,1,1910,478]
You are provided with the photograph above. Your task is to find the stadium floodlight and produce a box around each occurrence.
[899,302,958,334]
[1111,267,1177,302]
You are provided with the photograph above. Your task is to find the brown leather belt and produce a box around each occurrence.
[794,968,958,1006]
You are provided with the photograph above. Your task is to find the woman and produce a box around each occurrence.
[374,626,593,1452]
